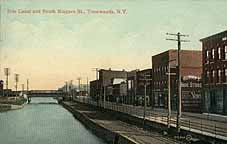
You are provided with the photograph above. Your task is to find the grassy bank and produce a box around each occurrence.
[0,96,27,112]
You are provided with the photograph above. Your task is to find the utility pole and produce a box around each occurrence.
[166,32,189,135]
[26,79,29,94]
[65,81,68,96]
[26,79,31,103]
[21,84,24,96]
[166,59,176,129]
[141,74,152,127]
[4,68,10,96]
[77,77,81,96]
[15,73,19,97]
[86,77,89,96]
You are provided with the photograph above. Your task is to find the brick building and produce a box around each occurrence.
[126,70,138,105]
[200,30,227,115]
[90,69,128,102]
[90,80,101,100]
[152,49,202,112]
[127,69,152,106]
[106,78,127,103]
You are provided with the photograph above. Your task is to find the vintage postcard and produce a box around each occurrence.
[0,0,227,144]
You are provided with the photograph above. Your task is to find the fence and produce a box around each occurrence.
[74,97,227,140]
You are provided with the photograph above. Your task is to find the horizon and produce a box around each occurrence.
[0,0,227,89]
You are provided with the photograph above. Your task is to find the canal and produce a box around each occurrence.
[0,97,106,144]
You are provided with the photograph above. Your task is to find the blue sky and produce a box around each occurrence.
[0,0,226,89]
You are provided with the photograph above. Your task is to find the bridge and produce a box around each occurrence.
[28,90,63,97]
[27,90,64,103]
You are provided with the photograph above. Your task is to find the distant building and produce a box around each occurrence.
[110,79,127,103]
[126,70,138,105]
[200,30,227,115]
[90,80,101,101]
[90,69,128,102]
[127,69,152,106]
[152,49,202,112]
[0,80,3,96]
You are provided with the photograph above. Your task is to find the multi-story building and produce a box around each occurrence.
[90,80,101,101]
[90,69,128,102]
[126,70,138,105]
[200,30,227,115]
[106,78,126,102]
[152,49,202,112]
[127,69,152,106]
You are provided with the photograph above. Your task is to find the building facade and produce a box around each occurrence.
[200,30,227,115]
[90,80,101,101]
[127,69,152,106]
[152,50,202,112]
[90,69,128,102]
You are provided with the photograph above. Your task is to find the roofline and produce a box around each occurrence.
[200,30,227,42]
[152,49,201,57]
[99,69,127,72]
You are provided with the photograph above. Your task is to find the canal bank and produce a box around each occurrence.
[0,103,25,112]
[0,96,27,112]
[61,101,178,144]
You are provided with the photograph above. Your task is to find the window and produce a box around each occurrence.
[225,69,227,82]
[225,46,227,60]
[206,71,209,83]
[218,47,221,59]
[218,69,222,83]
[212,70,215,83]
[206,50,209,59]
[212,49,215,59]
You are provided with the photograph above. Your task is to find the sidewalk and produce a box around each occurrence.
[152,108,227,123]
[63,101,179,144]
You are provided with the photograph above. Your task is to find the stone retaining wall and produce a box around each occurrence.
[61,102,138,144]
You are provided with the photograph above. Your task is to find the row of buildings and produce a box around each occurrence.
[90,30,227,115]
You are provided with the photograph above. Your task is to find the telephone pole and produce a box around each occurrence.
[26,79,29,94]
[15,73,19,97]
[77,77,81,96]
[166,59,176,129]
[166,32,189,135]
[21,84,24,95]
[4,68,10,95]
[140,74,152,127]
[86,77,89,96]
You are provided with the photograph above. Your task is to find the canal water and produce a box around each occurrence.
[0,97,106,144]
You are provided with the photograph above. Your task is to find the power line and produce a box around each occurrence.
[166,32,189,135]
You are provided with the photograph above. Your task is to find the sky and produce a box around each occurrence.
[0,0,226,90]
